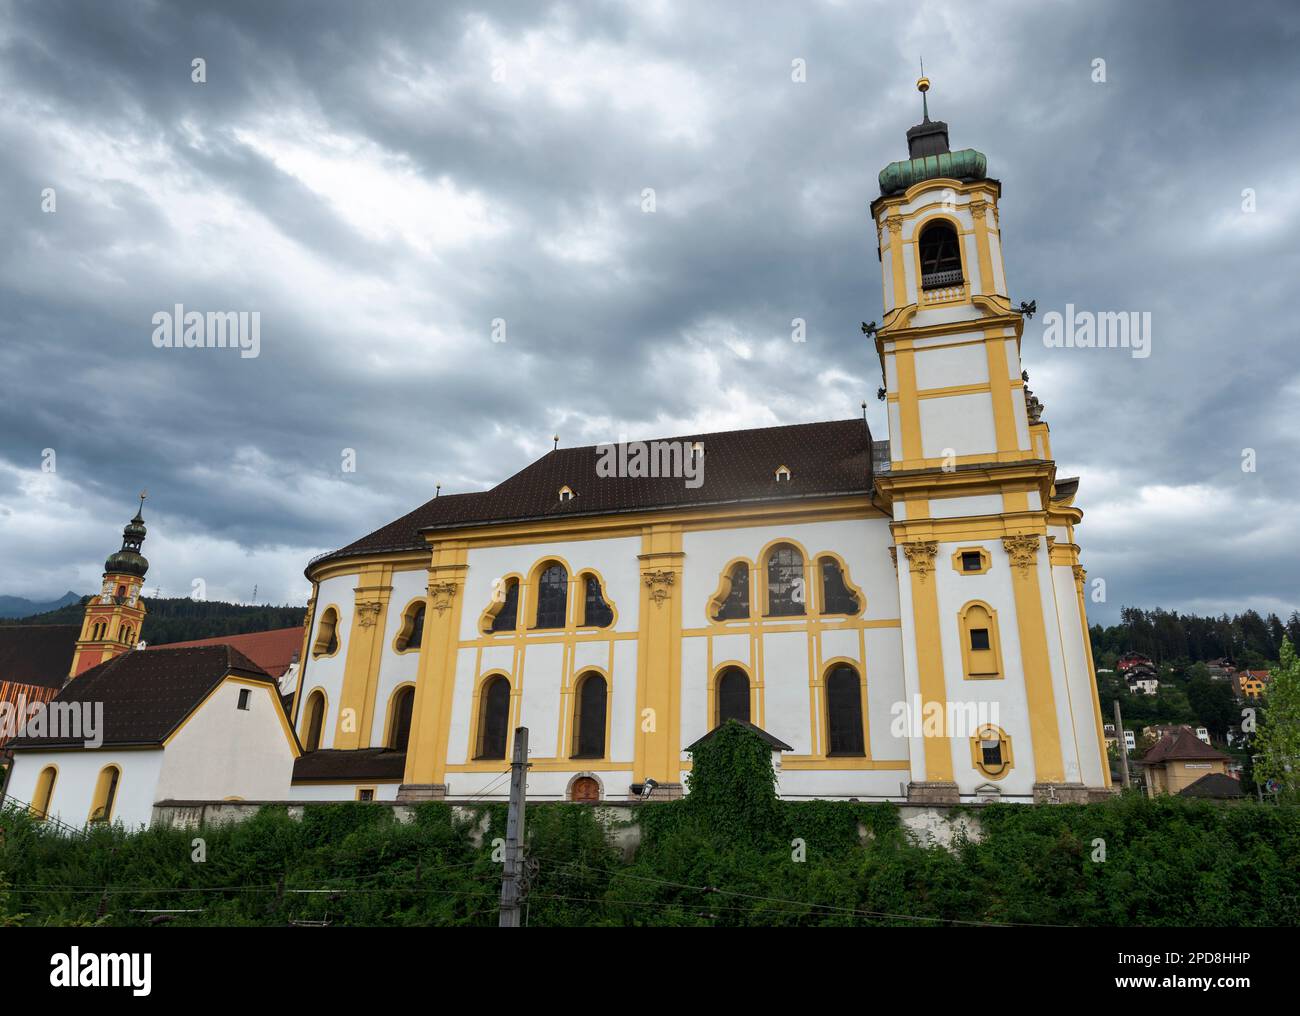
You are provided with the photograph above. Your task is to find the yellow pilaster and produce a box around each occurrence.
[971,199,996,296]
[403,542,468,789]
[1003,534,1065,783]
[887,215,907,309]
[634,524,684,785]
[334,565,393,749]
[901,539,953,782]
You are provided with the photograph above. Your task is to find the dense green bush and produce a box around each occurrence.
[3,729,1298,926]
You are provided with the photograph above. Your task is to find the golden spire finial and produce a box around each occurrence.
[917,59,931,120]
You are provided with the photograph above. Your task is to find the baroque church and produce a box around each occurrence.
[286,77,1110,806]
[4,79,1111,826]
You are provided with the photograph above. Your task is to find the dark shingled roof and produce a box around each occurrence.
[292,747,407,782]
[0,625,80,690]
[1141,727,1228,764]
[1178,772,1244,799]
[311,418,875,571]
[686,720,795,753]
[9,645,274,750]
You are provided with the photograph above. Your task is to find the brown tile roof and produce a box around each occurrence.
[1141,726,1227,764]
[152,626,303,679]
[0,625,79,690]
[8,645,275,751]
[292,747,406,782]
[310,418,875,571]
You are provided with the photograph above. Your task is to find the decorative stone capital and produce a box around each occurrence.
[902,540,939,579]
[427,580,458,616]
[642,569,676,606]
[1072,564,1087,585]
[886,215,903,235]
[1001,534,1040,574]
[354,600,384,628]
[888,546,898,572]
[969,198,989,219]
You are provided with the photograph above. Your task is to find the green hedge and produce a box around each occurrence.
[1,794,1298,927]
[3,724,1298,926]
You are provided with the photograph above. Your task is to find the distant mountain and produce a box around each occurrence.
[0,590,81,618]
[0,595,305,645]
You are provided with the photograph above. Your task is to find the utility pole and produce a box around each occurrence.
[1113,699,1130,789]
[498,726,529,927]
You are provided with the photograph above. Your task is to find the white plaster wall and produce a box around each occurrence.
[929,494,1003,519]
[933,539,1037,796]
[155,679,297,802]
[914,342,988,391]
[864,627,909,762]
[369,567,426,746]
[7,749,164,830]
[919,391,997,459]
[300,571,357,748]
[760,630,811,754]
[520,642,564,758]
[1053,565,1106,787]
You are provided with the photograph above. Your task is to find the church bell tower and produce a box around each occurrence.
[870,76,1110,803]
[69,494,150,678]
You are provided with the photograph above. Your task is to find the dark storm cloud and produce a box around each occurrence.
[0,0,1296,621]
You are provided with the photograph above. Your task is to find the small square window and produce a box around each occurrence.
[236,688,251,711]
[357,788,375,802]
[962,551,983,572]
[982,740,1002,766]
[970,628,991,651]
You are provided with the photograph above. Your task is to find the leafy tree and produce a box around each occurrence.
[1255,638,1300,800]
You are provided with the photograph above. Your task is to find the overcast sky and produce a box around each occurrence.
[0,0,1296,624]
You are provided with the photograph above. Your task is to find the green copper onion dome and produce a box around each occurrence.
[878,72,987,196]
[104,493,149,578]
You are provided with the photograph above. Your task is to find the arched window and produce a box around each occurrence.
[394,601,425,652]
[918,220,963,289]
[959,601,1003,679]
[765,544,805,617]
[571,672,608,759]
[716,667,750,725]
[712,562,750,621]
[475,675,511,759]
[971,724,1013,779]
[31,766,57,820]
[819,557,860,615]
[535,563,568,629]
[312,607,340,657]
[387,685,416,752]
[825,664,865,756]
[88,765,121,824]
[303,690,326,751]
[582,575,613,627]
[489,578,519,632]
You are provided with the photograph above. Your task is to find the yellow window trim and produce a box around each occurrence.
[959,600,1004,680]
[951,546,992,575]
[469,671,513,762]
[311,603,342,658]
[477,573,524,635]
[392,597,428,653]
[710,661,754,729]
[820,658,869,759]
[574,568,619,630]
[31,764,58,820]
[814,552,866,617]
[706,557,754,622]
[88,764,122,824]
[301,686,329,751]
[971,724,1014,780]
[569,668,613,761]
[382,682,417,750]
[758,537,811,618]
